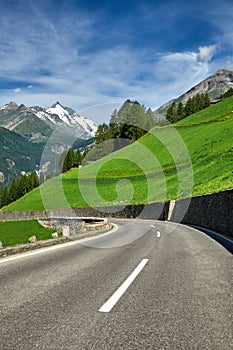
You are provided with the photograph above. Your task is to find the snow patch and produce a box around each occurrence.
[46,104,72,126]
[34,102,98,138]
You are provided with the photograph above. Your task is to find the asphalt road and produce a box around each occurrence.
[0,219,232,349]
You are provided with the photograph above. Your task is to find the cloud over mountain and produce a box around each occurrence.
[197,45,218,62]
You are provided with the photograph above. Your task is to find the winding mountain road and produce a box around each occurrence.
[0,219,232,349]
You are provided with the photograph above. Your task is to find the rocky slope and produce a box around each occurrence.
[0,127,43,186]
[156,69,233,116]
[0,102,98,186]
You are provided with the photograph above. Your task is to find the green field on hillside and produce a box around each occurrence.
[3,96,233,211]
[0,220,60,247]
[176,96,233,125]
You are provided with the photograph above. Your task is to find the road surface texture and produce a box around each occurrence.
[0,219,232,349]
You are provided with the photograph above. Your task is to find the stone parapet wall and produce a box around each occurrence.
[170,189,233,237]
[38,218,83,235]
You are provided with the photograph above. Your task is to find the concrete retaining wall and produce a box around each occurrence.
[170,189,233,238]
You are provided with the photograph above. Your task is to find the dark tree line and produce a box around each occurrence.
[0,172,39,208]
[95,100,155,145]
[59,148,88,173]
[0,147,89,207]
[166,93,210,123]
[220,88,233,99]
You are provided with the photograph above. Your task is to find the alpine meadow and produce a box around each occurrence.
[4,95,233,212]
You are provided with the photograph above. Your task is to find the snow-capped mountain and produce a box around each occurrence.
[32,102,97,138]
[0,101,98,141]
[0,101,98,186]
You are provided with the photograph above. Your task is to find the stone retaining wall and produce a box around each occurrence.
[170,189,233,237]
[0,190,231,237]
[38,218,83,235]
[0,201,169,221]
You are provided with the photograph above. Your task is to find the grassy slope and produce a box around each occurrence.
[4,96,233,211]
[0,220,60,247]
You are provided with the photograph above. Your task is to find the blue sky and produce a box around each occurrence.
[0,0,233,122]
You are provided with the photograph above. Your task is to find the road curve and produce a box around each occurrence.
[0,219,232,349]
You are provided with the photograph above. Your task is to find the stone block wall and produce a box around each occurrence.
[170,189,233,237]
[38,218,83,235]
[0,201,169,221]
[0,190,231,237]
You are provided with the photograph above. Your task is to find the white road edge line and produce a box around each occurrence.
[99,258,149,313]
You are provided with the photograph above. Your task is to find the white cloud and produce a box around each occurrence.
[0,45,215,122]
[0,1,229,122]
[14,88,21,93]
[197,45,218,62]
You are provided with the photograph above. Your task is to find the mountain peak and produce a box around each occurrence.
[215,68,233,74]
[0,101,18,111]
[50,101,63,108]
[0,100,97,140]
[156,67,233,115]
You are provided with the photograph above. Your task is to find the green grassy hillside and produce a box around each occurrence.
[0,220,60,247]
[4,96,233,211]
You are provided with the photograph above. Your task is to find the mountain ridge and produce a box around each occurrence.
[155,68,233,116]
[0,101,98,142]
[0,127,43,186]
[0,101,98,187]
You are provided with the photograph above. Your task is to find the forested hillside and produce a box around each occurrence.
[0,127,43,186]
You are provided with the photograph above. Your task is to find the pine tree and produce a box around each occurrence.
[177,102,185,120]
[28,172,39,190]
[9,179,19,202]
[203,93,210,108]
[62,148,76,173]
[94,100,155,145]
[95,124,111,144]
[166,102,178,123]
[221,88,233,99]
[0,187,5,208]
[18,175,27,197]
[0,187,10,207]
[75,149,82,167]
[184,98,192,117]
